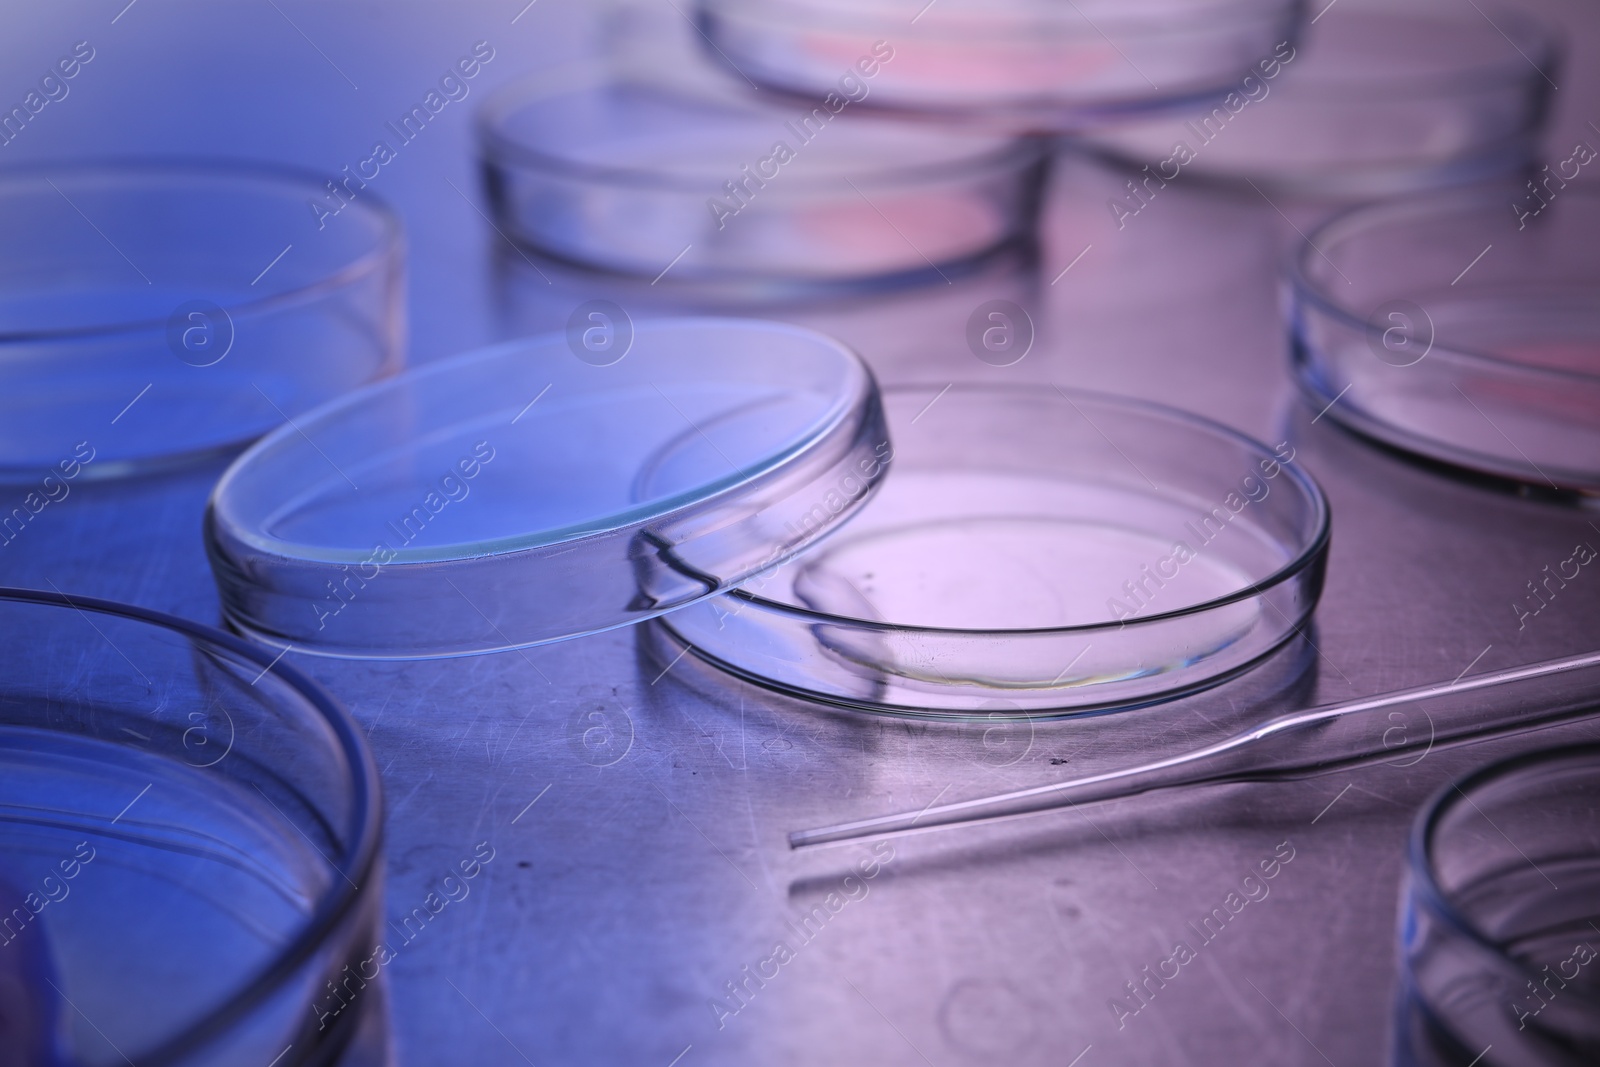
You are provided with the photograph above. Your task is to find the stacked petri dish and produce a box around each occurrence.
[382,0,1341,718]
[188,0,1342,722]
[206,320,888,659]
[205,317,1329,717]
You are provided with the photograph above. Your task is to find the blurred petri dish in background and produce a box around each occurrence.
[0,587,381,1066]
[477,71,1048,292]
[1291,182,1600,496]
[1397,745,1600,1066]
[1085,6,1556,199]
[0,161,404,482]
[659,384,1329,717]
[696,0,1304,131]
[206,318,886,658]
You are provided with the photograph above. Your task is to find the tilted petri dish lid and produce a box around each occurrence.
[1086,6,1557,199]
[657,384,1331,717]
[206,318,887,658]
[0,160,403,481]
[696,0,1305,130]
[1291,181,1600,495]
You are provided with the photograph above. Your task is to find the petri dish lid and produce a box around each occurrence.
[206,317,888,659]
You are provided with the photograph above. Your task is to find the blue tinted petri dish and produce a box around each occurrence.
[0,587,381,1066]
[1087,7,1557,199]
[659,384,1330,717]
[1397,745,1600,1066]
[0,161,404,482]
[1291,182,1600,495]
[477,72,1048,291]
[206,318,887,658]
[696,0,1304,131]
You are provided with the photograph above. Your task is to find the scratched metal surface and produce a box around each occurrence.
[3,1,1600,1064]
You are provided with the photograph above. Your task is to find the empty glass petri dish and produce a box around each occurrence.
[206,318,886,658]
[696,0,1303,130]
[0,587,382,1066]
[1397,745,1600,1066]
[477,72,1047,290]
[1085,6,1557,198]
[658,384,1329,717]
[1291,182,1600,495]
[0,161,403,481]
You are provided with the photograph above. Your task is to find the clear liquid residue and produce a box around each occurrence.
[787,469,1273,630]
[771,469,1275,689]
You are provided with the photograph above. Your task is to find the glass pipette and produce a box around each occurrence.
[789,649,1600,849]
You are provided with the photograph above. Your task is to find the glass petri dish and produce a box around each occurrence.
[1085,6,1556,199]
[696,0,1304,131]
[1291,182,1600,495]
[658,384,1329,717]
[0,161,404,482]
[477,72,1048,290]
[1397,745,1600,1066]
[0,587,381,1066]
[206,318,887,659]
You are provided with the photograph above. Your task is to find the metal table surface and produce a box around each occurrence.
[4,1,1599,1063]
